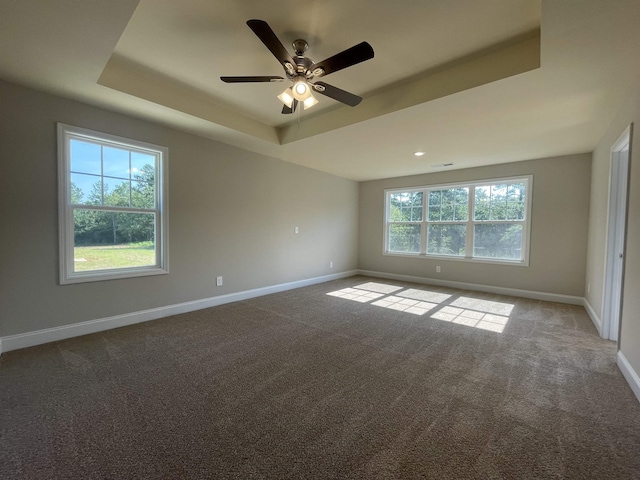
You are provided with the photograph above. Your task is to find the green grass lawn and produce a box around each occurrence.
[74,242,155,271]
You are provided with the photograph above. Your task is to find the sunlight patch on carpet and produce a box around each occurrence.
[431,306,510,333]
[326,282,513,333]
[326,288,385,303]
[352,282,404,294]
[371,296,438,315]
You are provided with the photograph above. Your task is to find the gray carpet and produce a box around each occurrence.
[1,276,639,479]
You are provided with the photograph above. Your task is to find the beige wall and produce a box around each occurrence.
[0,80,358,337]
[358,154,592,297]
[585,89,640,377]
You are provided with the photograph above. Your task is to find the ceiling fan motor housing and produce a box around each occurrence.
[292,39,308,56]
[287,40,315,80]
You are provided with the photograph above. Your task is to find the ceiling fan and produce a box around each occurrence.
[221,19,374,114]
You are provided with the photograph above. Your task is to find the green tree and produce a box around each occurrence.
[70,183,83,204]
[389,192,422,252]
[472,182,526,259]
[72,164,156,246]
[426,188,467,256]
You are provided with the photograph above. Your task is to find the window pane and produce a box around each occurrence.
[440,203,454,221]
[507,201,525,220]
[70,139,101,175]
[441,188,455,204]
[491,184,508,202]
[412,206,423,222]
[390,192,422,222]
[508,183,526,202]
[490,203,508,221]
[488,184,507,220]
[73,209,156,271]
[410,192,423,220]
[389,224,421,253]
[102,146,130,179]
[475,183,527,221]
[475,185,490,202]
[429,187,468,222]
[131,152,156,175]
[70,173,102,205]
[454,204,468,221]
[131,163,156,209]
[474,223,523,260]
[454,188,468,205]
[474,200,489,220]
[132,181,155,208]
[389,196,402,221]
[427,224,466,256]
[103,179,131,207]
[428,205,441,221]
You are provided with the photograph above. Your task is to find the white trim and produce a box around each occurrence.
[617,351,640,404]
[358,269,584,305]
[582,298,602,335]
[0,270,357,353]
[383,175,532,266]
[57,123,169,285]
[382,251,529,267]
[612,123,632,152]
[601,124,632,341]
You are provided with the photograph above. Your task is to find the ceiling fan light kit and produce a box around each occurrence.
[302,95,318,110]
[220,19,374,114]
[277,88,295,108]
[292,77,311,101]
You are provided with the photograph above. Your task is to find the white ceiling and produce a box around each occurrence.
[1,1,639,181]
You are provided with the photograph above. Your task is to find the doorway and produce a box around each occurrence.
[602,124,632,342]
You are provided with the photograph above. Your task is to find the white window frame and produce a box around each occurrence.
[57,123,169,284]
[384,175,532,266]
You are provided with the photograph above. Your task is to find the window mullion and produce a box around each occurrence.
[421,189,427,254]
[129,151,133,207]
[466,186,474,258]
[100,145,105,205]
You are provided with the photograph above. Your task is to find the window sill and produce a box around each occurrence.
[61,266,169,285]
[383,251,529,267]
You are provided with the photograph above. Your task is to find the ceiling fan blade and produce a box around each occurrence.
[221,76,284,83]
[310,42,374,78]
[312,82,362,107]
[282,99,299,114]
[247,20,296,73]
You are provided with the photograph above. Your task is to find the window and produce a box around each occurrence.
[58,124,168,284]
[385,176,531,264]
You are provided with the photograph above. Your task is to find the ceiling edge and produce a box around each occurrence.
[97,54,280,144]
[277,31,541,144]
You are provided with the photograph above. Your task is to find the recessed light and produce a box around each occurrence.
[414,151,425,157]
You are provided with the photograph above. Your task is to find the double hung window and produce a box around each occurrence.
[385,176,531,264]
[58,124,168,284]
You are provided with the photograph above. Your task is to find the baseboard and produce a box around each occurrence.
[0,270,357,353]
[582,298,603,335]
[617,351,640,404]
[357,269,584,305]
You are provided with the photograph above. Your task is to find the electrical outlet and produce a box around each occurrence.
[294,226,299,234]
[587,283,591,294]
[436,266,441,273]
[216,276,223,286]
[329,261,333,268]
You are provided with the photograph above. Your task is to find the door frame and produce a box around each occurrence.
[602,124,632,342]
